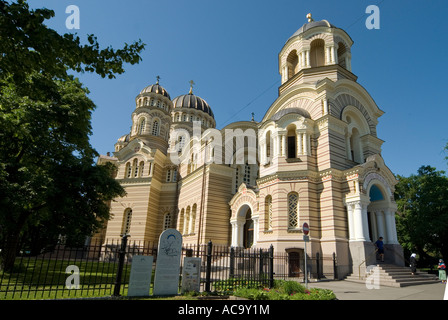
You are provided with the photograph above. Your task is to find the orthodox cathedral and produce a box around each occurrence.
[96,15,404,278]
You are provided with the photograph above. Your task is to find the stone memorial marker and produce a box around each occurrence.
[153,228,182,296]
[127,255,153,297]
[181,257,201,293]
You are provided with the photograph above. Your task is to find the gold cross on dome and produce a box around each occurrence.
[307,13,314,22]
[156,75,160,84]
[189,80,195,94]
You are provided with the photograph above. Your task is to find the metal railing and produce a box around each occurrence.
[1,237,338,299]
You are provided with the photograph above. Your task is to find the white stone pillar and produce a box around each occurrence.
[384,209,398,244]
[347,203,356,241]
[375,211,386,242]
[326,47,331,65]
[303,133,308,156]
[252,216,259,246]
[282,134,286,157]
[323,99,329,115]
[276,134,281,157]
[231,221,238,247]
[305,50,310,68]
[353,202,365,241]
[331,46,337,64]
[297,133,303,156]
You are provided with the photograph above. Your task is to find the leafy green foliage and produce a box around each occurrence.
[395,165,448,264]
[0,0,144,270]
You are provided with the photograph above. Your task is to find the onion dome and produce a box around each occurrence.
[139,76,171,99]
[287,14,335,42]
[172,81,214,118]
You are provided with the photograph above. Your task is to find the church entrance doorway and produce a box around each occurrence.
[243,209,253,249]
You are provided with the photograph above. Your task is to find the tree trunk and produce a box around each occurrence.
[1,232,21,272]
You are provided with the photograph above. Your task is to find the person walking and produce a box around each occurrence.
[438,259,446,283]
[410,253,417,275]
[375,237,384,262]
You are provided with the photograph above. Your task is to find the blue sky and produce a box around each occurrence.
[30,0,448,177]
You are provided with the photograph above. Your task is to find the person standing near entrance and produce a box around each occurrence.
[438,259,446,283]
[410,253,417,275]
[375,237,384,262]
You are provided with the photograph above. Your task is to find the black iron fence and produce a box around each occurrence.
[0,237,338,299]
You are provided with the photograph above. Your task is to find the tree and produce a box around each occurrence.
[0,1,144,270]
[395,166,448,264]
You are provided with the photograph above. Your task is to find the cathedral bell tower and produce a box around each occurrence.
[278,13,355,94]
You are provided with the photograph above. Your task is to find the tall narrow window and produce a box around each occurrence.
[172,168,178,182]
[163,212,172,230]
[125,162,131,178]
[287,126,297,159]
[152,120,159,136]
[266,131,271,160]
[243,162,251,186]
[138,161,145,177]
[166,169,171,182]
[265,195,273,230]
[190,204,197,234]
[133,159,138,178]
[122,208,132,235]
[288,192,299,229]
[139,118,146,134]
[235,166,240,193]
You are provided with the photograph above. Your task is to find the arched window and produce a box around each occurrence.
[144,98,148,106]
[287,126,297,159]
[184,206,191,235]
[234,166,240,193]
[122,208,132,235]
[132,159,138,178]
[138,161,145,177]
[190,204,197,234]
[288,192,299,229]
[166,169,172,182]
[179,209,185,234]
[287,50,299,79]
[138,118,146,134]
[163,212,172,230]
[172,168,178,182]
[310,39,325,68]
[350,128,362,163]
[265,195,273,231]
[178,136,185,153]
[266,131,272,161]
[152,120,160,136]
[243,162,251,186]
[125,162,132,178]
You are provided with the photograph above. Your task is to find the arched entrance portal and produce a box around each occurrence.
[366,183,398,245]
[230,203,259,248]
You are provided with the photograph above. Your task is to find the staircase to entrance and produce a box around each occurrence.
[344,262,440,287]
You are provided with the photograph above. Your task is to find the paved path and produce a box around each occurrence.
[308,280,446,300]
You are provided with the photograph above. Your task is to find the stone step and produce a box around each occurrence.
[345,264,440,287]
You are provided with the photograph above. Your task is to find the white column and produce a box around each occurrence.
[252,217,259,246]
[276,134,281,157]
[323,99,329,114]
[353,202,365,241]
[384,209,398,244]
[347,203,356,241]
[369,211,379,242]
[305,50,310,68]
[231,221,238,247]
[326,47,331,65]
[331,46,337,64]
[303,133,308,156]
[282,134,286,157]
[297,133,303,156]
[375,211,386,242]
